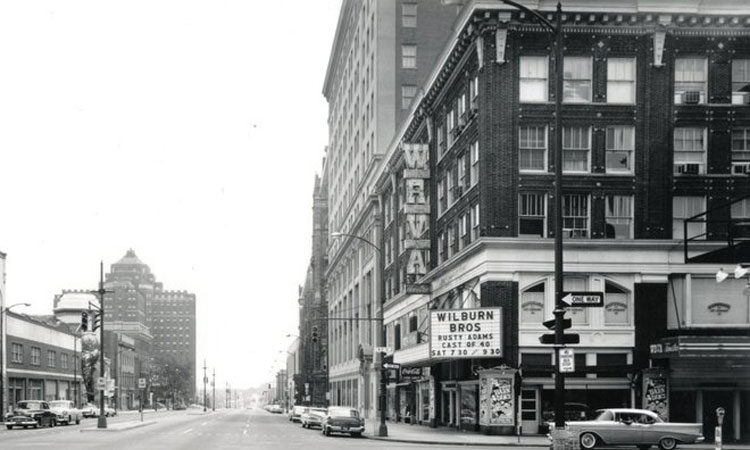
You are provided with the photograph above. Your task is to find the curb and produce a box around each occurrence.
[364,435,549,447]
[80,421,156,432]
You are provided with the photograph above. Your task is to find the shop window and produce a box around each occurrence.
[521,282,546,324]
[604,281,630,325]
[672,196,705,240]
[521,353,552,366]
[596,353,627,367]
[674,58,707,104]
[606,126,635,173]
[519,56,548,102]
[673,127,706,175]
[605,195,633,239]
[563,57,592,103]
[519,126,547,172]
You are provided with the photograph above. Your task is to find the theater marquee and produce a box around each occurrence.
[429,307,502,359]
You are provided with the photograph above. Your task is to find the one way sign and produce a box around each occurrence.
[561,292,604,307]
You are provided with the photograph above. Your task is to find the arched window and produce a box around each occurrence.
[604,281,630,325]
[520,282,546,324]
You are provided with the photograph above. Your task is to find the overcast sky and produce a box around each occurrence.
[0,0,340,389]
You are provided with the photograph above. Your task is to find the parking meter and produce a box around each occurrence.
[715,407,726,450]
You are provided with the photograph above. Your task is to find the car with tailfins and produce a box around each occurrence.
[321,406,364,437]
[300,407,327,429]
[48,400,82,425]
[558,408,704,450]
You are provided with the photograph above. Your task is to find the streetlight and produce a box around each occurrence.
[330,230,387,436]
[1,302,31,415]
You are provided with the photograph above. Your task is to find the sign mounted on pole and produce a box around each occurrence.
[561,292,604,307]
[138,378,146,389]
[97,377,106,390]
[429,307,502,359]
[558,348,575,373]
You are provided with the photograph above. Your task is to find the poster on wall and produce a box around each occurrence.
[642,370,669,421]
[460,387,477,426]
[479,375,514,426]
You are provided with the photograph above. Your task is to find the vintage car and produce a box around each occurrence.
[288,405,305,422]
[104,405,117,417]
[4,400,58,429]
[81,402,98,418]
[321,406,365,437]
[562,408,704,450]
[300,407,327,429]
[48,400,82,425]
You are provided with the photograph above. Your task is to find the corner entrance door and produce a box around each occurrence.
[521,388,539,434]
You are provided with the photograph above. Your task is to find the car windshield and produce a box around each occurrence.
[293,406,305,413]
[17,401,43,409]
[328,407,358,418]
[311,408,327,414]
[49,401,70,407]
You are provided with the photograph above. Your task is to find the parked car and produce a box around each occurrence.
[266,404,283,414]
[81,403,99,418]
[48,400,82,425]
[288,405,305,422]
[560,408,704,450]
[321,406,365,437]
[104,405,117,417]
[300,407,327,429]
[4,400,58,429]
[174,403,187,411]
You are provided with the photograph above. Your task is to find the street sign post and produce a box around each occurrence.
[382,363,400,370]
[138,378,146,389]
[561,292,604,307]
[559,348,575,373]
[97,377,106,390]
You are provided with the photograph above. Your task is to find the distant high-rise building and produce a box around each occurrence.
[103,249,196,401]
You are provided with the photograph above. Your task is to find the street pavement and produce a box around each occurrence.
[1,408,747,450]
[0,408,519,450]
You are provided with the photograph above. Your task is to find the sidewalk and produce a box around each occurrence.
[363,419,750,449]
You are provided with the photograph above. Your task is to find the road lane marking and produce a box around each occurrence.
[201,421,208,426]
[182,428,193,434]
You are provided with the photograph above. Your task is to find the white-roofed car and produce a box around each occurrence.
[288,405,305,422]
[48,400,82,425]
[300,407,327,429]
[321,406,364,437]
[558,408,704,450]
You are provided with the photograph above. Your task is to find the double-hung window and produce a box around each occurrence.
[563,57,592,102]
[457,154,467,195]
[459,214,468,250]
[437,124,445,158]
[674,127,706,175]
[402,3,417,27]
[519,193,546,237]
[437,178,445,216]
[732,60,750,105]
[607,58,636,103]
[457,94,466,121]
[470,76,479,109]
[470,141,479,186]
[11,343,22,363]
[519,56,548,102]
[402,44,417,69]
[437,232,445,264]
[731,198,750,239]
[606,126,635,173]
[471,203,480,240]
[605,195,633,239]
[401,85,417,109]
[562,126,590,172]
[672,196,706,240]
[446,168,455,206]
[447,224,455,258]
[446,109,456,148]
[47,350,56,368]
[732,128,750,174]
[519,126,547,172]
[563,194,589,238]
[31,347,41,366]
[675,58,707,104]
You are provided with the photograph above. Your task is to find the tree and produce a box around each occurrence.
[151,355,192,407]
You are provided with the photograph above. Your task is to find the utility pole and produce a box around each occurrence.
[202,360,207,412]
[93,261,112,429]
[212,368,215,412]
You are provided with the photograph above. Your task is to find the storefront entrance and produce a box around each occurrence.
[521,388,540,434]
[441,383,457,427]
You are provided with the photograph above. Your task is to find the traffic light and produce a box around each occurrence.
[81,311,90,332]
[91,311,102,332]
[539,317,579,345]
[311,326,319,343]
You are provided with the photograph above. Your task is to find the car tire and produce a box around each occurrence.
[659,437,677,450]
[580,432,598,449]
[76,417,80,425]
[6,425,12,430]
[68,415,73,425]
[639,446,651,450]
[324,426,331,436]
[351,432,362,438]
[51,419,57,427]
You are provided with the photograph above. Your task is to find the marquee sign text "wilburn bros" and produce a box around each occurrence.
[429,307,503,359]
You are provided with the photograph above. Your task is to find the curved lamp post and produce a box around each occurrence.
[330,231,387,436]
[1,302,31,415]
